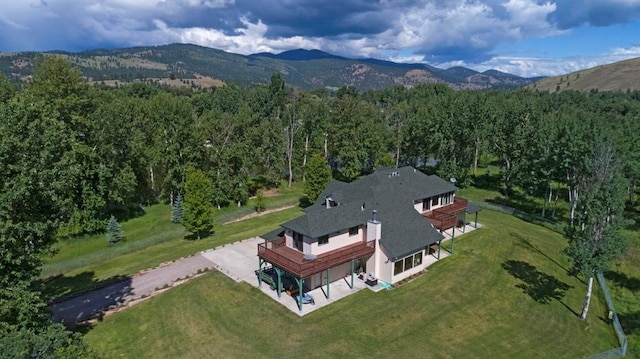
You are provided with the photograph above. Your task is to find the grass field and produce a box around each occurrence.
[38,185,304,300]
[83,210,617,358]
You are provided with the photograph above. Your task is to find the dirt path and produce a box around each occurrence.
[221,205,295,224]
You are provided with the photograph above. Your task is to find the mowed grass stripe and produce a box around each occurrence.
[40,206,303,299]
[83,210,618,358]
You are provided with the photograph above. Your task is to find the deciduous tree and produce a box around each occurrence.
[564,142,628,319]
[182,167,215,239]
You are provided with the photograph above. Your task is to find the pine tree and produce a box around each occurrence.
[171,193,183,223]
[106,215,124,245]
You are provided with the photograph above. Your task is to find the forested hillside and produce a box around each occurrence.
[0,43,536,91]
[1,55,639,356]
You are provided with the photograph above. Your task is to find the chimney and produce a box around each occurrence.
[367,210,381,242]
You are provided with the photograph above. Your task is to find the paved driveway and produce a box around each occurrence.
[201,237,262,285]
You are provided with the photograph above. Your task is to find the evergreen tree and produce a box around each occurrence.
[255,190,266,213]
[171,193,183,223]
[304,154,332,202]
[182,167,215,239]
[564,142,628,319]
[106,215,124,245]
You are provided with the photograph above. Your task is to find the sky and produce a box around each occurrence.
[1,0,640,78]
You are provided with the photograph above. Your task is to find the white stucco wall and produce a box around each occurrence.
[310,226,362,255]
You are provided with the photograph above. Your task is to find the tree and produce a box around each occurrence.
[564,142,628,319]
[171,193,183,223]
[304,154,332,202]
[182,167,214,239]
[0,86,95,357]
[106,215,124,245]
[255,190,266,213]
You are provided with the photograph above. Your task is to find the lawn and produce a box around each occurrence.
[606,228,640,359]
[38,187,304,300]
[83,210,618,358]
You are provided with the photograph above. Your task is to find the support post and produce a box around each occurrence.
[463,213,466,233]
[475,212,478,228]
[437,240,441,259]
[350,259,355,289]
[274,267,283,298]
[295,278,303,312]
[325,269,330,299]
[451,226,455,254]
[257,258,264,287]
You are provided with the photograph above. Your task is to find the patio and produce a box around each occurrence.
[200,221,481,316]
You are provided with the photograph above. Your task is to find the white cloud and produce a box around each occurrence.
[438,45,640,77]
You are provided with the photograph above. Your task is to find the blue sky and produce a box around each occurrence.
[1,0,639,77]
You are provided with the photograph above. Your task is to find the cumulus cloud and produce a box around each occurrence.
[1,0,640,77]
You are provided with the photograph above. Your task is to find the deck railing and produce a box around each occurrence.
[258,239,375,278]
[423,196,468,231]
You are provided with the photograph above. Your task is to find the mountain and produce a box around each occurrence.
[0,43,537,91]
[527,57,640,92]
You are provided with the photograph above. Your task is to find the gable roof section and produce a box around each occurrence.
[278,166,455,260]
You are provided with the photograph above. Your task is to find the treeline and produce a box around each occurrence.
[3,56,640,238]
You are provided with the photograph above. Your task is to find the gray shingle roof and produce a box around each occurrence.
[275,166,457,260]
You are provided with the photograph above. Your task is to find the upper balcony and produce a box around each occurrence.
[423,196,468,231]
[258,237,375,279]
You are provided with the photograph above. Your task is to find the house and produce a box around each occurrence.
[257,166,481,310]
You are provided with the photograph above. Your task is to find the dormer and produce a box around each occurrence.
[325,194,339,208]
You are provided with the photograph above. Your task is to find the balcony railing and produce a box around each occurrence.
[423,196,468,231]
[258,238,375,278]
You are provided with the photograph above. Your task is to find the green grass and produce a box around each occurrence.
[39,183,304,300]
[83,210,617,358]
[42,204,188,278]
[606,229,640,358]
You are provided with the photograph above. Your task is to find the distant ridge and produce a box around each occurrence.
[0,43,537,91]
[251,49,346,61]
[527,57,640,92]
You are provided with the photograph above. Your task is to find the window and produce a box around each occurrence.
[349,226,359,236]
[432,196,439,206]
[393,252,424,276]
[404,256,414,271]
[318,235,329,246]
[442,192,452,205]
[394,260,404,275]
[414,252,423,267]
[422,199,431,211]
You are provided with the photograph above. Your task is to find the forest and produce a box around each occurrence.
[1,55,638,355]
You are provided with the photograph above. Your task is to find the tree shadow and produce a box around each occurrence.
[473,173,502,192]
[514,235,571,274]
[36,272,128,302]
[617,311,640,335]
[604,270,640,292]
[502,260,577,316]
[41,272,133,329]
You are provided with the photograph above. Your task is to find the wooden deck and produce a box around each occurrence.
[258,238,375,278]
[423,197,468,231]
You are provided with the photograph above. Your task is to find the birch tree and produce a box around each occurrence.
[564,142,628,319]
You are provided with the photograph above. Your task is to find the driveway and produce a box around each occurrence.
[200,237,262,285]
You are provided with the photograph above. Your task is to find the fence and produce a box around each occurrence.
[473,200,628,357]
[584,272,628,358]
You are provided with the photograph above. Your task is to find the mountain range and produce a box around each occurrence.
[0,43,539,91]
